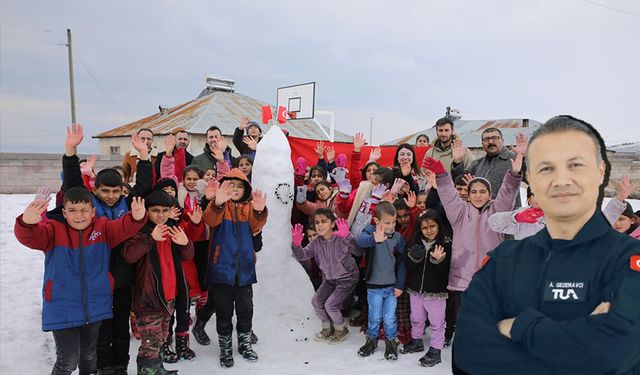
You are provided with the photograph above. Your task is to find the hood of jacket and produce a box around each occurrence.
[220,168,252,202]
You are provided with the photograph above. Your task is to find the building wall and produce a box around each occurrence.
[2,151,638,197]
[98,135,234,158]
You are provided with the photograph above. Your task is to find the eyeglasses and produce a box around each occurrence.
[481,136,501,143]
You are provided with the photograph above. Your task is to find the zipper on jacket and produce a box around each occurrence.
[234,204,241,285]
[78,231,89,324]
[536,248,554,309]
[150,253,170,314]
[419,245,428,293]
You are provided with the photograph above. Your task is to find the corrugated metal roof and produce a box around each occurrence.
[93,91,352,142]
[382,118,544,147]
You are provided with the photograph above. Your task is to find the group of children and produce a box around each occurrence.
[15,121,639,374]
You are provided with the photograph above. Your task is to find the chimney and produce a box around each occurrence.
[205,75,235,93]
[158,105,170,116]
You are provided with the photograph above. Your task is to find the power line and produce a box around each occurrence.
[0,35,66,46]
[71,47,133,121]
[582,0,640,18]
[0,21,59,34]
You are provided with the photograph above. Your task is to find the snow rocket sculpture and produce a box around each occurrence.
[251,126,317,340]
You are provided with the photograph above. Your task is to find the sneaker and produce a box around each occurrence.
[357,336,378,357]
[419,347,442,367]
[384,338,399,361]
[314,327,334,341]
[399,338,424,354]
[327,327,348,344]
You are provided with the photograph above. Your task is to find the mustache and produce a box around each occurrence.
[547,187,581,197]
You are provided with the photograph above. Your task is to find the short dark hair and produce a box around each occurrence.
[527,115,610,208]
[416,134,430,143]
[314,180,332,192]
[393,199,409,212]
[235,155,254,167]
[481,127,503,138]
[373,167,395,188]
[375,201,397,219]
[175,129,189,136]
[94,169,124,188]
[454,175,467,187]
[206,126,222,136]
[312,208,337,223]
[308,166,327,181]
[183,165,203,179]
[435,117,454,129]
[361,161,380,182]
[63,186,94,206]
[145,190,174,208]
[137,128,153,136]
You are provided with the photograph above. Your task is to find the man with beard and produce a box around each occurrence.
[422,117,474,175]
[452,128,521,199]
[191,126,236,177]
[453,116,640,374]
[155,130,193,179]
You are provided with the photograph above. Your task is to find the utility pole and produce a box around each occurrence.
[369,117,374,144]
[66,29,77,124]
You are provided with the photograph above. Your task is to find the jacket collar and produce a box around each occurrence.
[529,210,611,249]
[485,147,513,161]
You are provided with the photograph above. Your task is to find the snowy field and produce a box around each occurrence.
[0,194,452,375]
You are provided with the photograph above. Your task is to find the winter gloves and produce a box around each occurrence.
[295,186,308,204]
[295,157,308,177]
[421,157,446,176]
[333,218,350,238]
[514,207,544,223]
[291,224,304,247]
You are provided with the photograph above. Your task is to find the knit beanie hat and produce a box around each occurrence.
[155,177,178,193]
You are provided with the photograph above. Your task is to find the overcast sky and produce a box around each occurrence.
[1,0,639,154]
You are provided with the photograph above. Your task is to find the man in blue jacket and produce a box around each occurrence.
[454,115,640,374]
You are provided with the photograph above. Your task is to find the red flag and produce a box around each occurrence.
[261,105,272,124]
[277,106,287,124]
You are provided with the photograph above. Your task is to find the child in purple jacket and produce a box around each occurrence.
[291,208,364,343]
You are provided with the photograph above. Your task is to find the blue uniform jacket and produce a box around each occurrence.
[454,211,640,374]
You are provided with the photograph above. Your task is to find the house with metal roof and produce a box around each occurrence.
[93,77,352,156]
[383,118,544,151]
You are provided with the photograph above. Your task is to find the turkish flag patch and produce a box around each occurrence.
[631,255,640,272]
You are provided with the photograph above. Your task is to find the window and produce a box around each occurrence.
[110,146,121,155]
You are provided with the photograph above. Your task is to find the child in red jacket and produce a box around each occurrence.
[122,191,194,374]
[14,187,147,375]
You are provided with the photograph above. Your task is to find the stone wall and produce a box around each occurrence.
[0,153,123,194]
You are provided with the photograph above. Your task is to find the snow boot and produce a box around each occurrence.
[443,337,452,348]
[250,330,258,345]
[400,338,425,354]
[419,347,442,367]
[238,331,258,362]
[136,357,178,375]
[357,336,378,357]
[314,322,334,341]
[349,308,367,327]
[218,334,234,368]
[175,333,196,360]
[159,341,178,364]
[384,338,399,361]
[192,319,210,346]
[327,326,348,344]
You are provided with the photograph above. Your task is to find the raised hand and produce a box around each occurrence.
[130,197,146,221]
[295,185,308,204]
[590,301,610,315]
[353,132,366,152]
[510,152,524,174]
[404,191,416,208]
[430,244,447,262]
[329,167,348,183]
[292,224,304,247]
[239,115,250,130]
[168,206,182,221]
[168,226,189,245]
[65,123,84,156]
[373,224,386,243]
[462,173,475,186]
[400,163,412,177]
[22,200,49,224]
[151,224,169,241]
[212,143,225,161]
[421,157,445,176]
[314,141,325,159]
[424,170,438,189]
[369,147,381,162]
[510,132,528,156]
[243,136,257,151]
[325,146,336,164]
[204,180,219,201]
[252,190,267,212]
[390,178,406,196]
[85,155,97,172]
[451,138,467,163]
[35,186,52,203]
[371,184,389,200]
[188,204,203,225]
[616,175,634,201]
[165,134,176,156]
[214,180,233,206]
[334,218,350,238]
[295,157,308,177]
[131,134,149,160]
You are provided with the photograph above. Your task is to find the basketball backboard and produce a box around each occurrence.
[277,82,315,120]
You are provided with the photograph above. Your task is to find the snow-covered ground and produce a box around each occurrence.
[0,194,452,375]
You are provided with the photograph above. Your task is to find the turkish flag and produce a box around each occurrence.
[277,106,287,124]
[261,105,272,124]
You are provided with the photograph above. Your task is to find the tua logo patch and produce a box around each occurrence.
[88,231,103,242]
[544,281,587,303]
